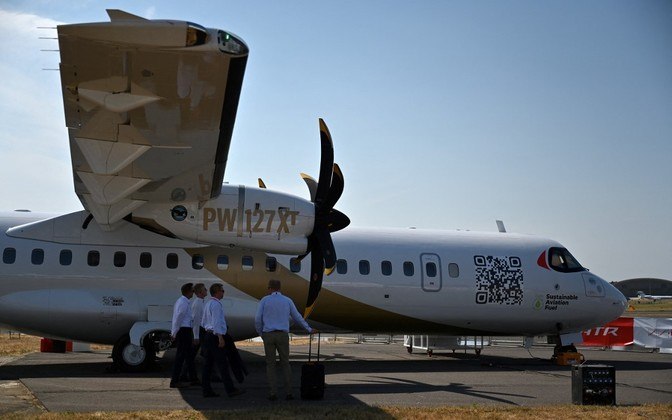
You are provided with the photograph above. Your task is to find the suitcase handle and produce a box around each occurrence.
[308,332,320,362]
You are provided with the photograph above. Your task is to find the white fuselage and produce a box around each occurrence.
[0,211,626,344]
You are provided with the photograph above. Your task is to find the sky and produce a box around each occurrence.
[0,1,670,283]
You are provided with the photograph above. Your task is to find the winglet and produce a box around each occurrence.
[107,10,148,22]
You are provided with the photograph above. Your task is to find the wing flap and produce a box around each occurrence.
[75,137,151,175]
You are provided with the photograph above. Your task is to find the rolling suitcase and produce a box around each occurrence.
[300,333,325,400]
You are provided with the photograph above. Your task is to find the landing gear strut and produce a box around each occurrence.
[553,343,577,356]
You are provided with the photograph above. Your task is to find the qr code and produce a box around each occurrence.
[474,255,523,305]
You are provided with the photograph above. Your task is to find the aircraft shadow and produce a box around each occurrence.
[1,347,671,412]
[287,348,672,374]
[1,347,671,381]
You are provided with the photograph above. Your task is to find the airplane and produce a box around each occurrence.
[635,291,672,301]
[0,10,627,372]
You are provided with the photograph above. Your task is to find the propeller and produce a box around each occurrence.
[300,119,350,317]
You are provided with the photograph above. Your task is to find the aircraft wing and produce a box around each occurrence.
[57,10,248,227]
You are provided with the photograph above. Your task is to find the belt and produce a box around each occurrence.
[265,330,287,333]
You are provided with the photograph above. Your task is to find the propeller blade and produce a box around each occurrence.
[300,173,318,202]
[324,208,350,233]
[304,244,324,318]
[301,119,349,318]
[315,118,334,207]
[314,225,337,274]
[322,163,344,212]
[258,178,266,189]
[296,234,313,262]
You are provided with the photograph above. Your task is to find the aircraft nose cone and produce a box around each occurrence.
[610,287,628,318]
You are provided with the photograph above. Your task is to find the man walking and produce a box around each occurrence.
[191,283,208,355]
[201,283,245,398]
[170,282,198,388]
[180,282,207,383]
[255,279,315,401]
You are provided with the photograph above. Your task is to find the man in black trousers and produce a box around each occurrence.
[169,282,198,388]
[201,283,245,398]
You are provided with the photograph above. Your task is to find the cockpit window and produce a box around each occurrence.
[548,247,585,273]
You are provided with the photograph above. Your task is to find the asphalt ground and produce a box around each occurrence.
[0,342,671,414]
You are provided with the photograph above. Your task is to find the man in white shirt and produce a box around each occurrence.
[170,282,198,388]
[180,283,207,382]
[201,283,245,398]
[255,279,315,401]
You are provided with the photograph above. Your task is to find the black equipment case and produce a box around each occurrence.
[300,333,325,400]
[571,364,616,405]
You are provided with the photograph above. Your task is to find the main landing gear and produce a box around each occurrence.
[111,331,171,372]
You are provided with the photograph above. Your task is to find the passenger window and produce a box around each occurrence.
[448,263,459,278]
[425,262,437,277]
[166,253,179,269]
[60,249,72,266]
[242,256,253,271]
[266,257,277,272]
[290,257,301,273]
[217,255,229,270]
[114,251,126,268]
[403,261,414,276]
[3,247,16,264]
[140,252,152,268]
[381,260,392,276]
[336,259,347,274]
[192,254,204,270]
[88,250,100,267]
[31,249,44,265]
[359,260,370,275]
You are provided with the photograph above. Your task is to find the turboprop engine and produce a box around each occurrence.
[132,185,316,255]
[132,119,350,314]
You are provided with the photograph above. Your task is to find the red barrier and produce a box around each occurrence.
[582,317,634,347]
[40,338,73,353]
[40,338,53,352]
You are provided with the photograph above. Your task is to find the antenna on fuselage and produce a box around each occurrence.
[496,220,506,233]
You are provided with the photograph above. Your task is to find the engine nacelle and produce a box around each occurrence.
[132,184,315,254]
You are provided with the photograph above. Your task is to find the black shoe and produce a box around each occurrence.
[228,388,246,397]
[285,394,294,401]
[203,390,220,398]
[268,394,278,401]
[169,382,187,389]
[190,379,201,386]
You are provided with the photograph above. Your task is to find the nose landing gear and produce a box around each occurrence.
[551,343,584,366]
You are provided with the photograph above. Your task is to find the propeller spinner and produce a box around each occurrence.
[300,119,350,317]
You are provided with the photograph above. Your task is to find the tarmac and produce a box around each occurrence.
[0,341,671,414]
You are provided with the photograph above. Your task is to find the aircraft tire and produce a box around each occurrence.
[112,334,151,372]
